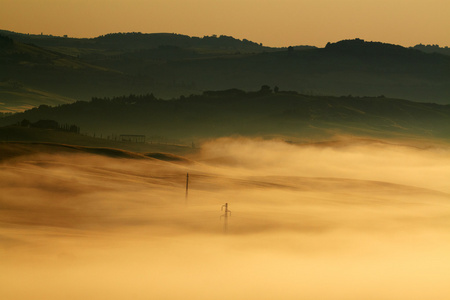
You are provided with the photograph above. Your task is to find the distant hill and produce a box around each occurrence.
[0,30,278,55]
[1,31,450,109]
[0,80,75,113]
[411,44,450,56]
[0,34,135,111]
[2,88,449,142]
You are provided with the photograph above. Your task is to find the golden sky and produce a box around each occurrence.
[1,0,449,47]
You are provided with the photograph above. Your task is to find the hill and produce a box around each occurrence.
[411,44,450,56]
[2,89,449,143]
[0,125,195,155]
[0,34,138,112]
[0,141,194,163]
[0,30,276,54]
[158,38,450,103]
[0,80,75,113]
[1,31,450,109]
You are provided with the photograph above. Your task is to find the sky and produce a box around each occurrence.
[1,0,449,47]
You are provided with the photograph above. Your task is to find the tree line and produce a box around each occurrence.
[18,119,80,133]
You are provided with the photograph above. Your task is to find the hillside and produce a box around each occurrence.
[2,89,449,143]
[156,39,450,102]
[1,31,450,110]
[0,34,138,111]
[411,44,450,56]
[0,141,195,163]
[0,80,75,113]
[0,30,275,54]
[0,126,195,155]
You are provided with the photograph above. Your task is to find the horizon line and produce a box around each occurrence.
[2,28,448,49]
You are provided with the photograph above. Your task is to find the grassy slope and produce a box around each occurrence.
[0,126,196,156]
[0,39,129,111]
[0,81,76,113]
[0,141,194,162]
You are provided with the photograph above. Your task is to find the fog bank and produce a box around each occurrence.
[1,138,450,299]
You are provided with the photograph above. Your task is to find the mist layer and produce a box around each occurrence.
[1,138,450,300]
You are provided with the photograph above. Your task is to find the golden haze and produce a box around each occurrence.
[1,0,450,46]
[1,138,450,299]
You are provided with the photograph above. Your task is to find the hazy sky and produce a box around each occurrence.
[1,0,449,46]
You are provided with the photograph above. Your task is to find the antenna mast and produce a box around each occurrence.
[185,172,189,204]
[221,203,231,233]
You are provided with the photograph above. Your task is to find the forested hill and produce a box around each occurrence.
[2,88,450,142]
[1,31,450,110]
[411,44,450,56]
[0,30,278,53]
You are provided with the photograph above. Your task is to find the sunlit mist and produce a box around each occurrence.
[1,138,450,299]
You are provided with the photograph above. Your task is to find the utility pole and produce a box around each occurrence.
[221,203,231,234]
[185,173,189,204]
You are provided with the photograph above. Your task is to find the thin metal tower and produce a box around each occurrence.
[185,172,189,204]
[221,203,231,234]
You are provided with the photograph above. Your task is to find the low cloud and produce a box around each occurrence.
[1,138,450,300]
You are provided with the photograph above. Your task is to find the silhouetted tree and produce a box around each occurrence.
[259,85,272,94]
[0,35,13,48]
[20,119,31,127]
[33,119,59,129]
